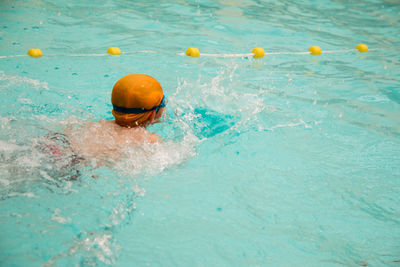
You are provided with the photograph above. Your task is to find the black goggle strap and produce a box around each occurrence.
[113,95,166,114]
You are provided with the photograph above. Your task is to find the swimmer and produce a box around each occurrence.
[65,74,166,165]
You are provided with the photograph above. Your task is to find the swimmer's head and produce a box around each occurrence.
[111,74,165,127]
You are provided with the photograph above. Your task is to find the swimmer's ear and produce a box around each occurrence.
[148,110,156,124]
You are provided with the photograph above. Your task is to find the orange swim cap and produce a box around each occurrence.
[111,74,164,127]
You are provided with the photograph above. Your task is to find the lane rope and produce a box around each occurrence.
[0,45,374,59]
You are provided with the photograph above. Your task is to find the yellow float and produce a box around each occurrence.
[252,47,265,58]
[308,46,321,55]
[186,47,200,57]
[27,48,43,58]
[356,44,368,53]
[107,47,121,55]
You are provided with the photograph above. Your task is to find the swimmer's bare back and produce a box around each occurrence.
[65,120,160,164]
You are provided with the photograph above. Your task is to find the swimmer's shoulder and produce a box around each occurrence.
[132,126,161,144]
[102,120,161,144]
[145,131,161,143]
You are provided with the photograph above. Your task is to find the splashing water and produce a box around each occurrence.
[1,0,400,265]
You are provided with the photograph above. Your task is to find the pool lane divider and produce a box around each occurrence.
[185,44,370,58]
[0,44,371,59]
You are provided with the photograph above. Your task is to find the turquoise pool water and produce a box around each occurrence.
[1,0,400,266]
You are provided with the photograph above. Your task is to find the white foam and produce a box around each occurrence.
[44,230,118,266]
[0,71,49,90]
[0,137,50,196]
[0,117,12,130]
[109,203,129,226]
[132,185,146,197]
[6,192,37,198]
[265,119,317,131]
[0,140,27,152]
[80,232,116,264]
[51,208,71,224]
[18,97,33,104]
[0,178,10,186]
[112,128,199,177]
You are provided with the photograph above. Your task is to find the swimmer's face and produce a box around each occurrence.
[153,107,165,122]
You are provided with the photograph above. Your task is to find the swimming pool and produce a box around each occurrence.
[1,0,399,265]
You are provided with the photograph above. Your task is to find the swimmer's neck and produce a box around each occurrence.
[105,120,150,129]
[98,120,161,143]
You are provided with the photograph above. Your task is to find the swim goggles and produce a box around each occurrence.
[113,95,166,114]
